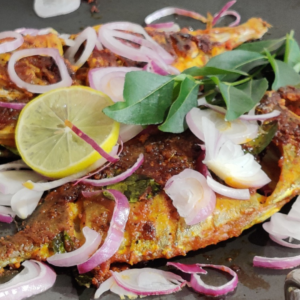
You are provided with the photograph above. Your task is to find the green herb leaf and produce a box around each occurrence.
[284,31,300,68]
[235,78,268,106]
[206,50,266,81]
[237,37,285,53]
[243,122,278,155]
[211,76,257,121]
[182,66,248,77]
[52,233,66,254]
[265,49,300,90]
[159,77,199,133]
[103,71,174,125]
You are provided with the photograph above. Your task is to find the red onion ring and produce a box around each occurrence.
[8,48,72,93]
[65,120,119,163]
[206,176,250,200]
[0,160,28,171]
[0,101,26,110]
[47,227,102,267]
[111,268,186,296]
[218,10,241,27]
[0,205,15,223]
[253,255,300,269]
[189,264,238,297]
[212,1,236,26]
[167,262,207,274]
[144,7,207,25]
[59,33,76,47]
[98,22,174,64]
[77,189,130,274]
[34,0,80,18]
[88,67,142,102]
[82,153,144,187]
[147,22,180,32]
[0,31,24,54]
[65,27,98,68]
[15,27,57,36]
[269,234,300,249]
[0,260,56,299]
[23,146,119,192]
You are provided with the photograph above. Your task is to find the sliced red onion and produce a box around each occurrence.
[94,276,139,299]
[269,234,300,249]
[47,227,101,267]
[8,48,72,93]
[65,27,97,68]
[59,33,76,47]
[88,67,142,102]
[197,98,281,122]
[78,189,130,274]
[145,7,207,25]
[263,214,300,241]
[23,146,119,191]
[189,264,238,297]
[167,262,207,274]
[218,10,241,27]
[11,187,44,219]
[0,206,15,223]
[199,117,270,189]
[212,1,236,26]
[164,168,216,225]
[0,260,56,299]
[119,124,144,143]
[186,107,258,145]
[0,101,26,110]
[111,268,186,296]
[253,255,300,269]
[147,22,180,32]
[0,170,43,194]
[98,22,174,64]
[15,27,57,36]
[65,120,119,163]
[144,60,169,75]
[0,193,13,206]
[34,0,80,18]
[0,160,28,171]
[206,176,250,200]
[82,154,144,187]
[288,195,300,220]
[0,31,24,54]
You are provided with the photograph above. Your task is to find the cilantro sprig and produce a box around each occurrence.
[103,32,300,133]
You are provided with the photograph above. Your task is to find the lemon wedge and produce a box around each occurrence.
[15,86,119,178]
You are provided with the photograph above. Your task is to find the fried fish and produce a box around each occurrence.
[0,87,299,286]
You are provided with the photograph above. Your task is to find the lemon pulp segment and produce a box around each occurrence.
[15,86,119,178]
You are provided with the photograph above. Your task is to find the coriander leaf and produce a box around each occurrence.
[237,37,285,53]
[211,76,256,121]
[235,78,268,106]
[159,77,199,133]
[103,71,174,125]
[265,49,300,90]
[284,31,300,68]
[182,66,248,77]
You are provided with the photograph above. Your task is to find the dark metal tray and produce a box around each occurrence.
[0,0,300,299]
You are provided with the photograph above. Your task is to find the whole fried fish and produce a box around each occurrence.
[0,88,299,286]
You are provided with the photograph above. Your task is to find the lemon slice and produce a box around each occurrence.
[15,86,119,178]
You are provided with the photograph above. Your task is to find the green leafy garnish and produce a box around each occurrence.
[52,233,66,254]
[103,33,300,133]
[106,174,160,203]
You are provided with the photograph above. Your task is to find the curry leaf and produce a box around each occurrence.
[237,37,285,53]
[182,66,248,77]
[206,50,266,81]
[265,49,300,90]
[159,77,199,133]
[284,31,300,68]
[235,78,268,106]
[103,71,174,125]
[211,76,256,121]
